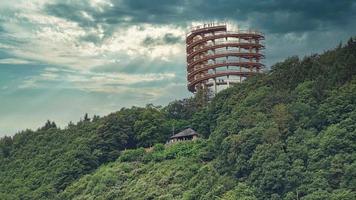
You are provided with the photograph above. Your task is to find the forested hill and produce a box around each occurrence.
[1,38,356,200]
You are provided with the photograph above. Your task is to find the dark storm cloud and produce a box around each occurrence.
[42,0,356,67]
[163,33,182,44]
[1,0,356,136]
[44,2,98,28]
[141,33,182,46]
[79,34,102,44]
[44,0,356,34]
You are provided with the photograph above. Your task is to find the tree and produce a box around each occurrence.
[134,106,169,147]
[0,136,13,158]
[39,120,57,130]
[83,113,90,122]
[221,183,257,200]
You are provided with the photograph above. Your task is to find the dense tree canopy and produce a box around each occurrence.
[0,37,355,199]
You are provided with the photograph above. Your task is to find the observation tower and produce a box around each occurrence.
[186,22,265,95]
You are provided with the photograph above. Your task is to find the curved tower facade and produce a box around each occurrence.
[186,23,265,94]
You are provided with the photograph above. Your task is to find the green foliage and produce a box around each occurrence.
[133,105,170,147]
[118,140,206,163]
[164,98,199,120]
[208,40,356,199]
[221,183,258,200]
[1,38,356,199]
[0,106,182,199]
[60,144,204,200]
[118,148,146,162]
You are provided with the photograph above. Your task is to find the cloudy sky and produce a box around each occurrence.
[0,0,355,136]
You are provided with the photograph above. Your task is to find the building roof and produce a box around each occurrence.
[170,128,198,139]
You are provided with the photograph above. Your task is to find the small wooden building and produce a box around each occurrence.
[168,128,199,144]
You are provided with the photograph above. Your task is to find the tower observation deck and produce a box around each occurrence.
[186,23,265,94]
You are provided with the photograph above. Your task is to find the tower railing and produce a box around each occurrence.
[185,23,265,93]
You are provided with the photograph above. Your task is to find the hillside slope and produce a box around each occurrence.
[60,141,255,200]
[1,38,356,200]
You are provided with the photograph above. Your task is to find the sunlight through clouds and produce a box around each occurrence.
[3,1,185,70]
[1,0,355,135]
[18,67,177,94]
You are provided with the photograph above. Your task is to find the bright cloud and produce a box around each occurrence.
[1,0,355,135]
[0,58,33,64]
[2,2,186,71]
